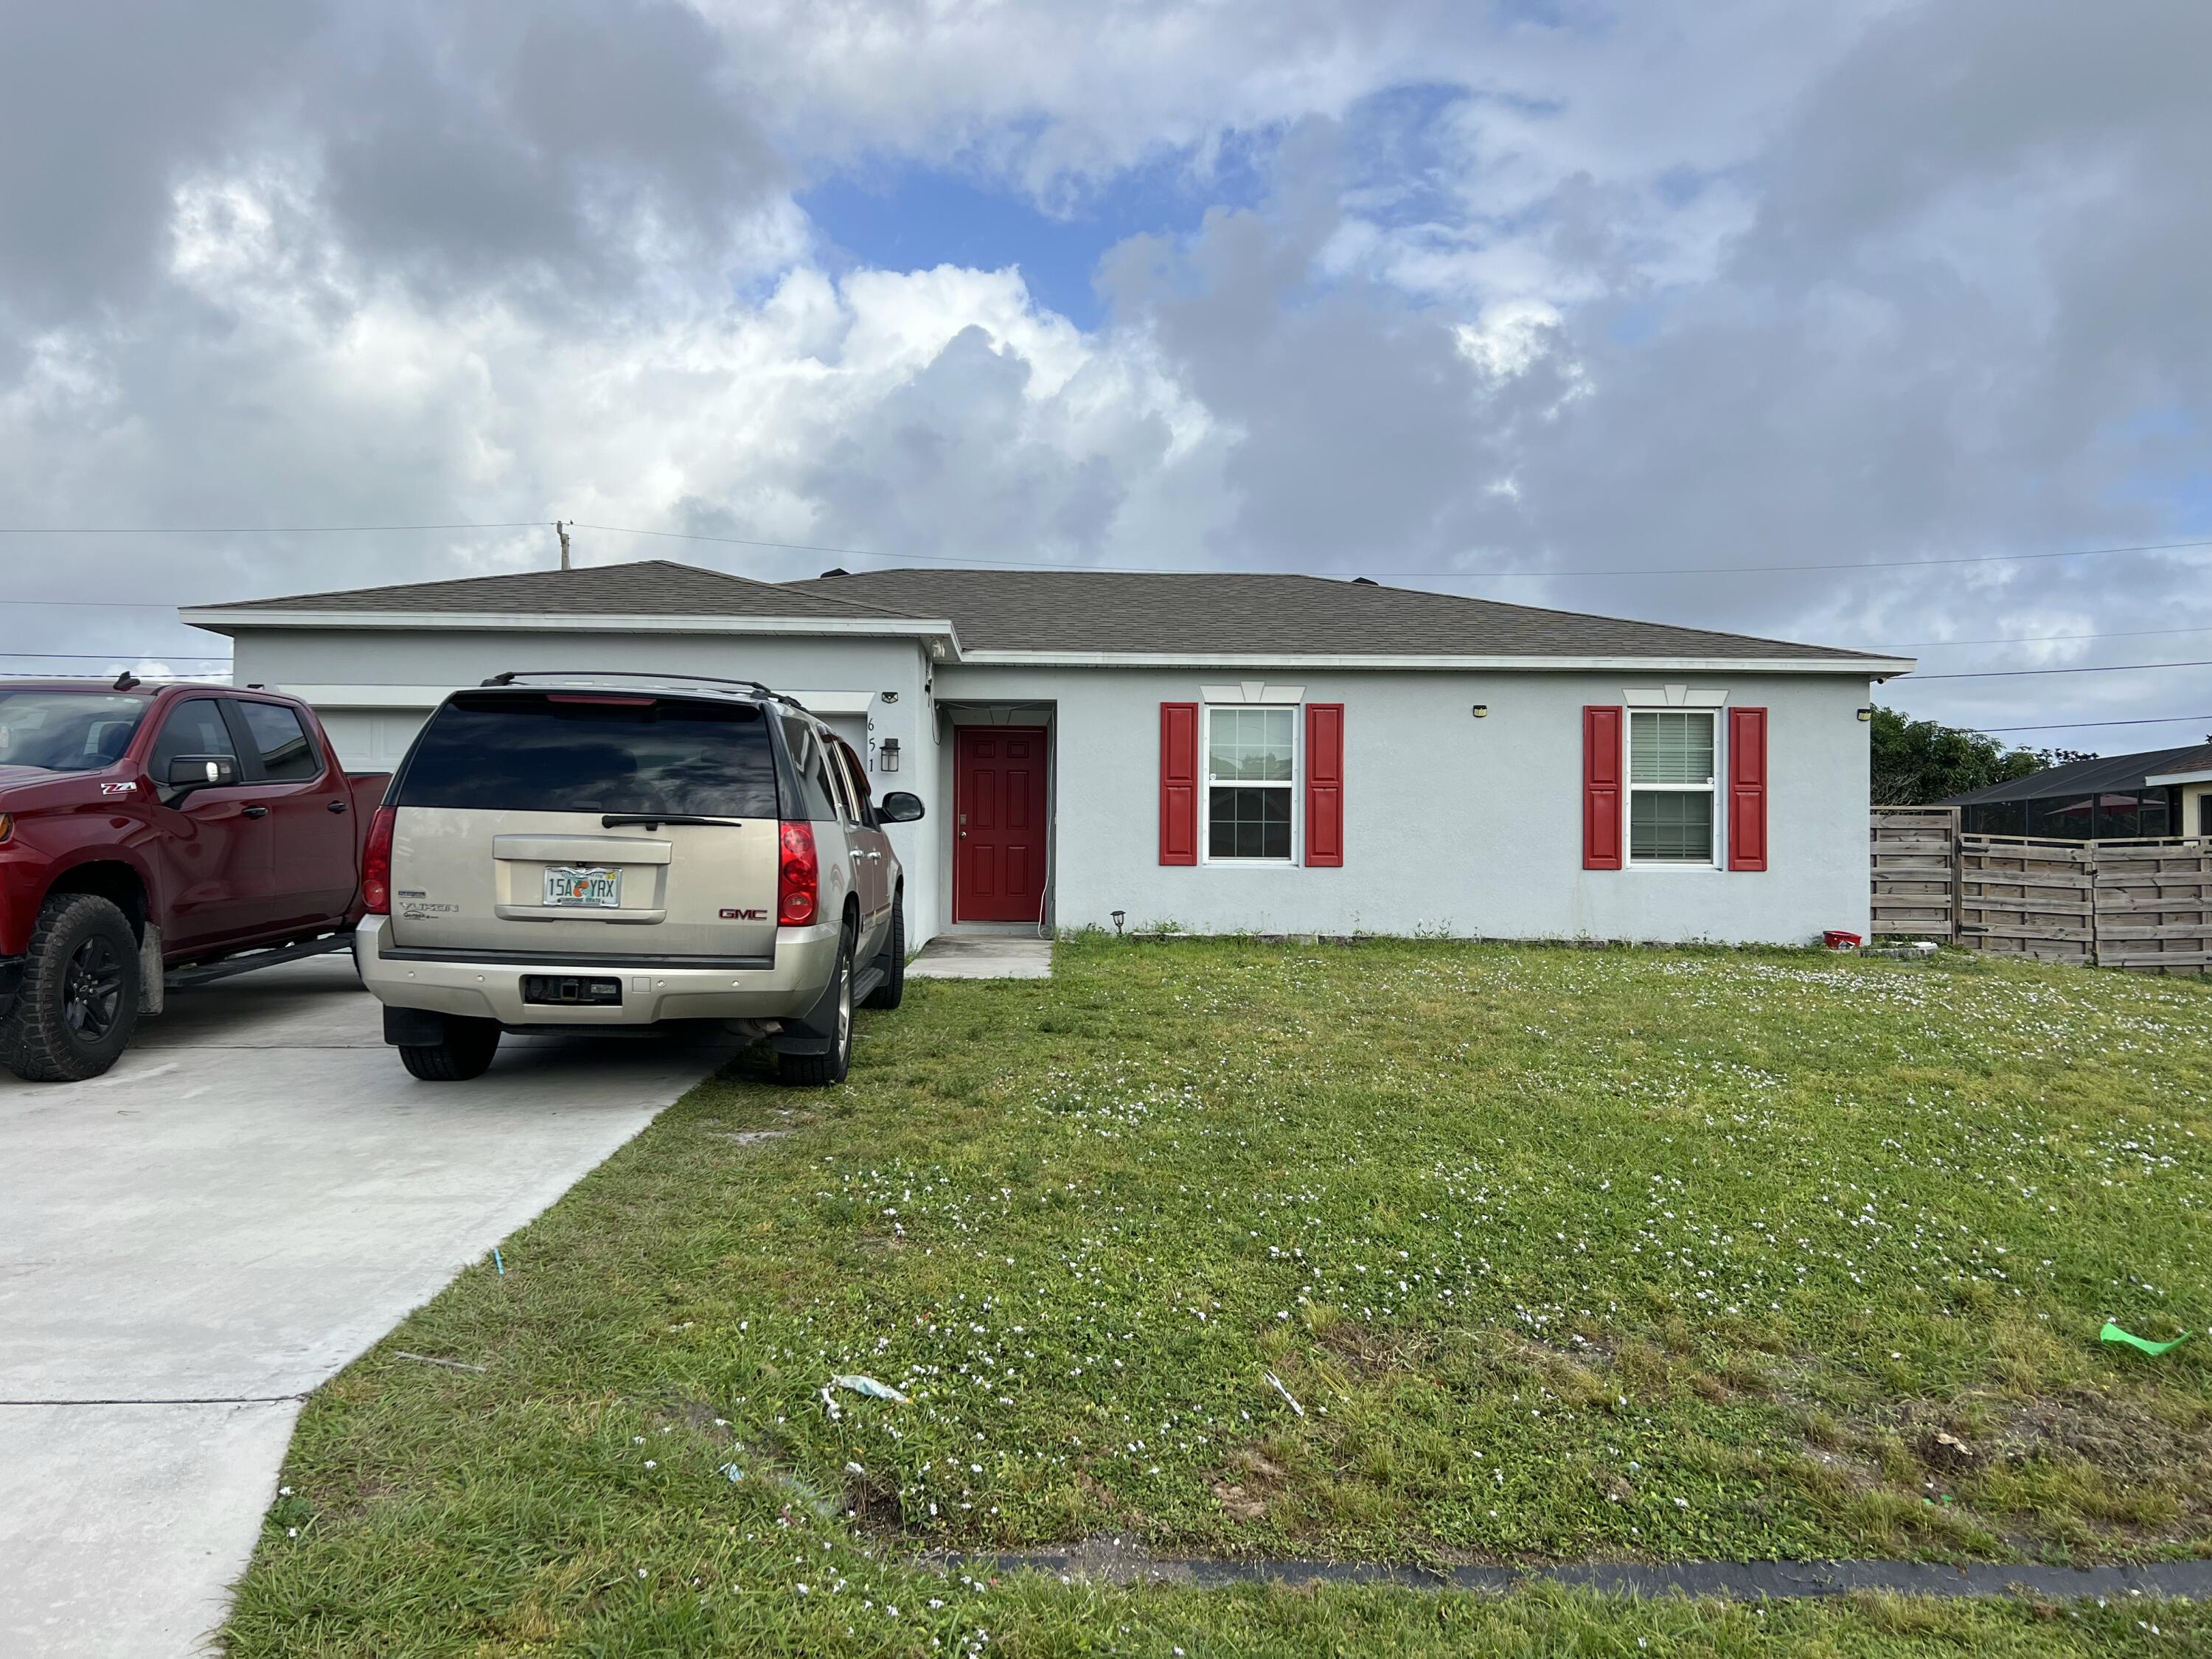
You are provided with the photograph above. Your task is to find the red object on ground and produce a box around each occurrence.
[1823,930,1863,950]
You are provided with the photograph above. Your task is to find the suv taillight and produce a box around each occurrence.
[362,806,397,915]
[776,820,818,927]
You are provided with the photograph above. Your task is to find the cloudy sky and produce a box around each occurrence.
[3,0,2208,748]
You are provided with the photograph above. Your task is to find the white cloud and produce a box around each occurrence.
[2,0,2211,749]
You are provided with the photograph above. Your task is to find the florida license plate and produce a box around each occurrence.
[543,866,620,908]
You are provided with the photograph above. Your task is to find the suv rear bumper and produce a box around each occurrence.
[352,914,843,1026]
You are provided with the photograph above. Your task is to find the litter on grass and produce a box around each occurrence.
[493,1248,504,1276]
[2101,1321,2194,1357]
[1264,1371,1305,1417]
[831,1374,911,1404]
[720,1464,745,1483]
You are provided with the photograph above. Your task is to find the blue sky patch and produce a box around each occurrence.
[800,141,1271,331]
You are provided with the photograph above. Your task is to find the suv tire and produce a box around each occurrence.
[1,894,143,1083]
[779,927,854,1088]
[863,896,905,1010]
[397,1014,503,1081]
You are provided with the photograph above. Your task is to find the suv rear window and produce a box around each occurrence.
[396,692,781,818]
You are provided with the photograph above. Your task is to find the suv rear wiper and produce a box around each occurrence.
[599,813,748,830]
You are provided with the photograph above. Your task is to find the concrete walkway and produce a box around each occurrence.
[905,934,1054,979]
[0,958,728,1658]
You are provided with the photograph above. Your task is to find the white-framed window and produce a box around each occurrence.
[1204,704,1296,862]
[1627,710,1719,867]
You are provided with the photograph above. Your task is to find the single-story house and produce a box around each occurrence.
[181,561,1913,947]
[1942,742,2212,841]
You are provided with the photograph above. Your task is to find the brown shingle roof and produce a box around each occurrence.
[203,559,888,621]
[196,557,1895,662]
[787,567,1881,660]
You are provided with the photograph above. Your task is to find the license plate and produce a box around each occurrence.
[543,866,620,908]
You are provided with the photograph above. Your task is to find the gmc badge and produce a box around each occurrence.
[720,907,768,921]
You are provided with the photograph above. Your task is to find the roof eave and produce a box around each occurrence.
[952,648,1916,674]
[179,606,966,661]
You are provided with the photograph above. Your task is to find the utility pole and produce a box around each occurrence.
[554,520,571,571]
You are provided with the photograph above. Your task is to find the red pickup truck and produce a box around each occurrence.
[0,679,388,1081]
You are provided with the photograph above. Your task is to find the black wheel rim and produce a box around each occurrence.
[63,935,125,1040]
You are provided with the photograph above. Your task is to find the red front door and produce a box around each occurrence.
[954,726,1049,923]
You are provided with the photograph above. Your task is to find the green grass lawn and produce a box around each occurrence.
[226,939,2212,1655]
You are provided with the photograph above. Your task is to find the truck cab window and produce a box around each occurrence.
[235,700,321,782]
[150,698,239,780]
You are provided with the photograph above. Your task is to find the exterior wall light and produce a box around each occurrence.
[880,738,900,772]
[1471,704,1489,718]
[1857,706,1874,722]
[881,690,899,703]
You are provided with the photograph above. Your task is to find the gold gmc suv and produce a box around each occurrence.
[353,672,920,1085]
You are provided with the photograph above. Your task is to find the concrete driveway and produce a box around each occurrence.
[0,956,728,1658]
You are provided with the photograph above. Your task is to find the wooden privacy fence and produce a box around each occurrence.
[1870,807,1958,939]
[1870,807,2212,973]
[2087,841,2212,974]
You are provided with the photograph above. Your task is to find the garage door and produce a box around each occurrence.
[316,710,431,773]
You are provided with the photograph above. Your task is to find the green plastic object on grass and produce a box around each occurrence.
[2101,1321,2193,1356]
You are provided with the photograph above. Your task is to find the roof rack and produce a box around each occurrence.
[478,669,808,711]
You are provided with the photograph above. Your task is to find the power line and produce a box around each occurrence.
[1964,713,2212,735]
[574,521,2212,581]
[0,650,231,661]
[4,515,2210,581]
[0,521,540,535]
[1899,624,2212,650]
[1911,657,2212,682]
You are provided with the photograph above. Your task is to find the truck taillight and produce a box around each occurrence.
[0,813,12,844]
[362,806,397,915]
[776,820,818,927]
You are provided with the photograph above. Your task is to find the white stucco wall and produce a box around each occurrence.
[223,626,948,946]
[211,621,1878,948]
[934,664,1875,945]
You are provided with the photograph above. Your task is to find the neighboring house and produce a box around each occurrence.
[1942,742,2212,841]
[181,560,1912,947]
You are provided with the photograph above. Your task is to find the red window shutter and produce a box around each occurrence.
[1304,703,1345,866]
[1728,706,1768,872]
[1582,706,1623,869]
[1159,702,1199,865]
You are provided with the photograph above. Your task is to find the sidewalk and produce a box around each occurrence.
[905,935,1054,980]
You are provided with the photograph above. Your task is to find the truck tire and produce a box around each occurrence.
[778,928,854,1088]
[397,1015,503,1081]
[1,894,143,1083]
[862,896,905,1010]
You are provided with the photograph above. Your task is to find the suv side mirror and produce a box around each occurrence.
[167,754,240,793]
[877,790,925,824]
